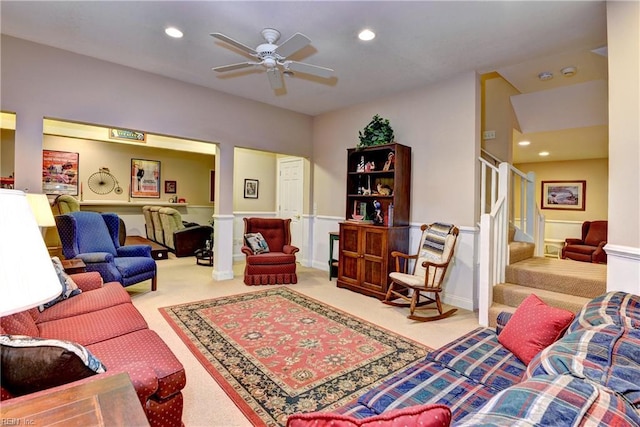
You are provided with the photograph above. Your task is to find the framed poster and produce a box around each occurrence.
[42,150,79,195]
[131,159,160,198]
[244,179,259,199]
[165,180,177,194]
[541,180,586,210]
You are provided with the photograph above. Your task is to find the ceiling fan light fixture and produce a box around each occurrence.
[164,27,183,38]
[358,29,375,41]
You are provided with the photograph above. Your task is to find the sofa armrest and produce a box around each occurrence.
[241,245,254,256]
[115,363,159,407]
[75,252,114,263]
[69,272,103,292]
[564,238,583,246]
[173,226,212,256]
[496,311,513,335]
[283,245,300,255]
[117,245,152,258]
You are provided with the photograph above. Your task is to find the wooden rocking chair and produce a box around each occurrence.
[383,223,459,322]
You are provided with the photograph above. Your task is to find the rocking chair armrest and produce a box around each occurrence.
[420,259,450,269]
[391,251,418,274]
[390,251,418,260]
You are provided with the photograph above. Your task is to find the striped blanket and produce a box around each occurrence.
[420,222,453,260]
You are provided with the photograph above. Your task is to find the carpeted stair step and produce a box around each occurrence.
[509,241,535,264]
[493,283,591,314]
[505,257,606,299]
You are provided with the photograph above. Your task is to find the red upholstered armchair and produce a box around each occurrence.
[562,220,608,264]
[242,217,299,285]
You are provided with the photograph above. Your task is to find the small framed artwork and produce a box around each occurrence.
[131,159,161,198]
[42,150,79,195]
[541,180,586,210]
[244,179,259,199]
[165,180,177,194]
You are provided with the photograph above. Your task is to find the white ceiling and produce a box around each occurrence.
[1,1,609,163]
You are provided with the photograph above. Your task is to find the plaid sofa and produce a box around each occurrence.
[336,291,640,426]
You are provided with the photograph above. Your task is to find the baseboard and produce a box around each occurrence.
[212,269,234,281]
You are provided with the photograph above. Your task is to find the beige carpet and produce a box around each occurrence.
[505,257,606,299]
[125,256,480,427]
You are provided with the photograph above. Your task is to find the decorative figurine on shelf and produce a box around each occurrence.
[383,151,396,171]
[362,176,372,195]
[376,182,392,195]
[357,156,366,172]
[365,161,375,172]
[373,200,384,225]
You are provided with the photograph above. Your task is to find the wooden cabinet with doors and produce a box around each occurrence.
[337,142,411,299]
[337,222,409,299]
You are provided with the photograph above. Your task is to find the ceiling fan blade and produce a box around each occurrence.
[212,62,257,73]
[287,61,334,78]
[210,33,256,55]
[266,68,283,90]
[274,33,311,58]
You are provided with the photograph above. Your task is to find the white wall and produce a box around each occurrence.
[312,72,481,310]
[1,35,313,280]
[606,1,640,293]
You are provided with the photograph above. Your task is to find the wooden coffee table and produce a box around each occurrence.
[1,373,149,426]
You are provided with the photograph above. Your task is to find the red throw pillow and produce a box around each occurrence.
[498,294,575,365]
[286,404,451,427]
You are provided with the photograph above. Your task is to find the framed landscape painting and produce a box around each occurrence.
[541,180,586,210]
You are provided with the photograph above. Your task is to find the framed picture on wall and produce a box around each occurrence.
[541,180,586,210]
[42,150,79,195]
[165,180,177,194]
[244,179,259,199]
[131,159,161,198]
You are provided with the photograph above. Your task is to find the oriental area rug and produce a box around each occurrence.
[160,287,430,426]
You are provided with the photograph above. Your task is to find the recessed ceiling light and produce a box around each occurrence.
[518,141,531,146]
[358,29,375,41]
[165,27,183,38]
[539,151,550,157]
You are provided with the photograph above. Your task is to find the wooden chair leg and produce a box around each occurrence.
[384,282,396,302]
[151,275,157,291]
[409,289,420,316]
[435,293,443,314]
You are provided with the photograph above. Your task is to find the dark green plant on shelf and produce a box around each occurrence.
[358,114,394,148]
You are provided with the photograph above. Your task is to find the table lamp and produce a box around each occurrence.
[25,193,56,236]
[0,189,61,316]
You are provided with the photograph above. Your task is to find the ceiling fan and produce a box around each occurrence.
[210,28,334,90]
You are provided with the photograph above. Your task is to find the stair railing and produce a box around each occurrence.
[478,157,544,326]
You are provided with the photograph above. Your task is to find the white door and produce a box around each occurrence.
[278,157,304,252]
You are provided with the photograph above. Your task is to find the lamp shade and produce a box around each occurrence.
[0,189,61,316]
[26,193,56,227]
